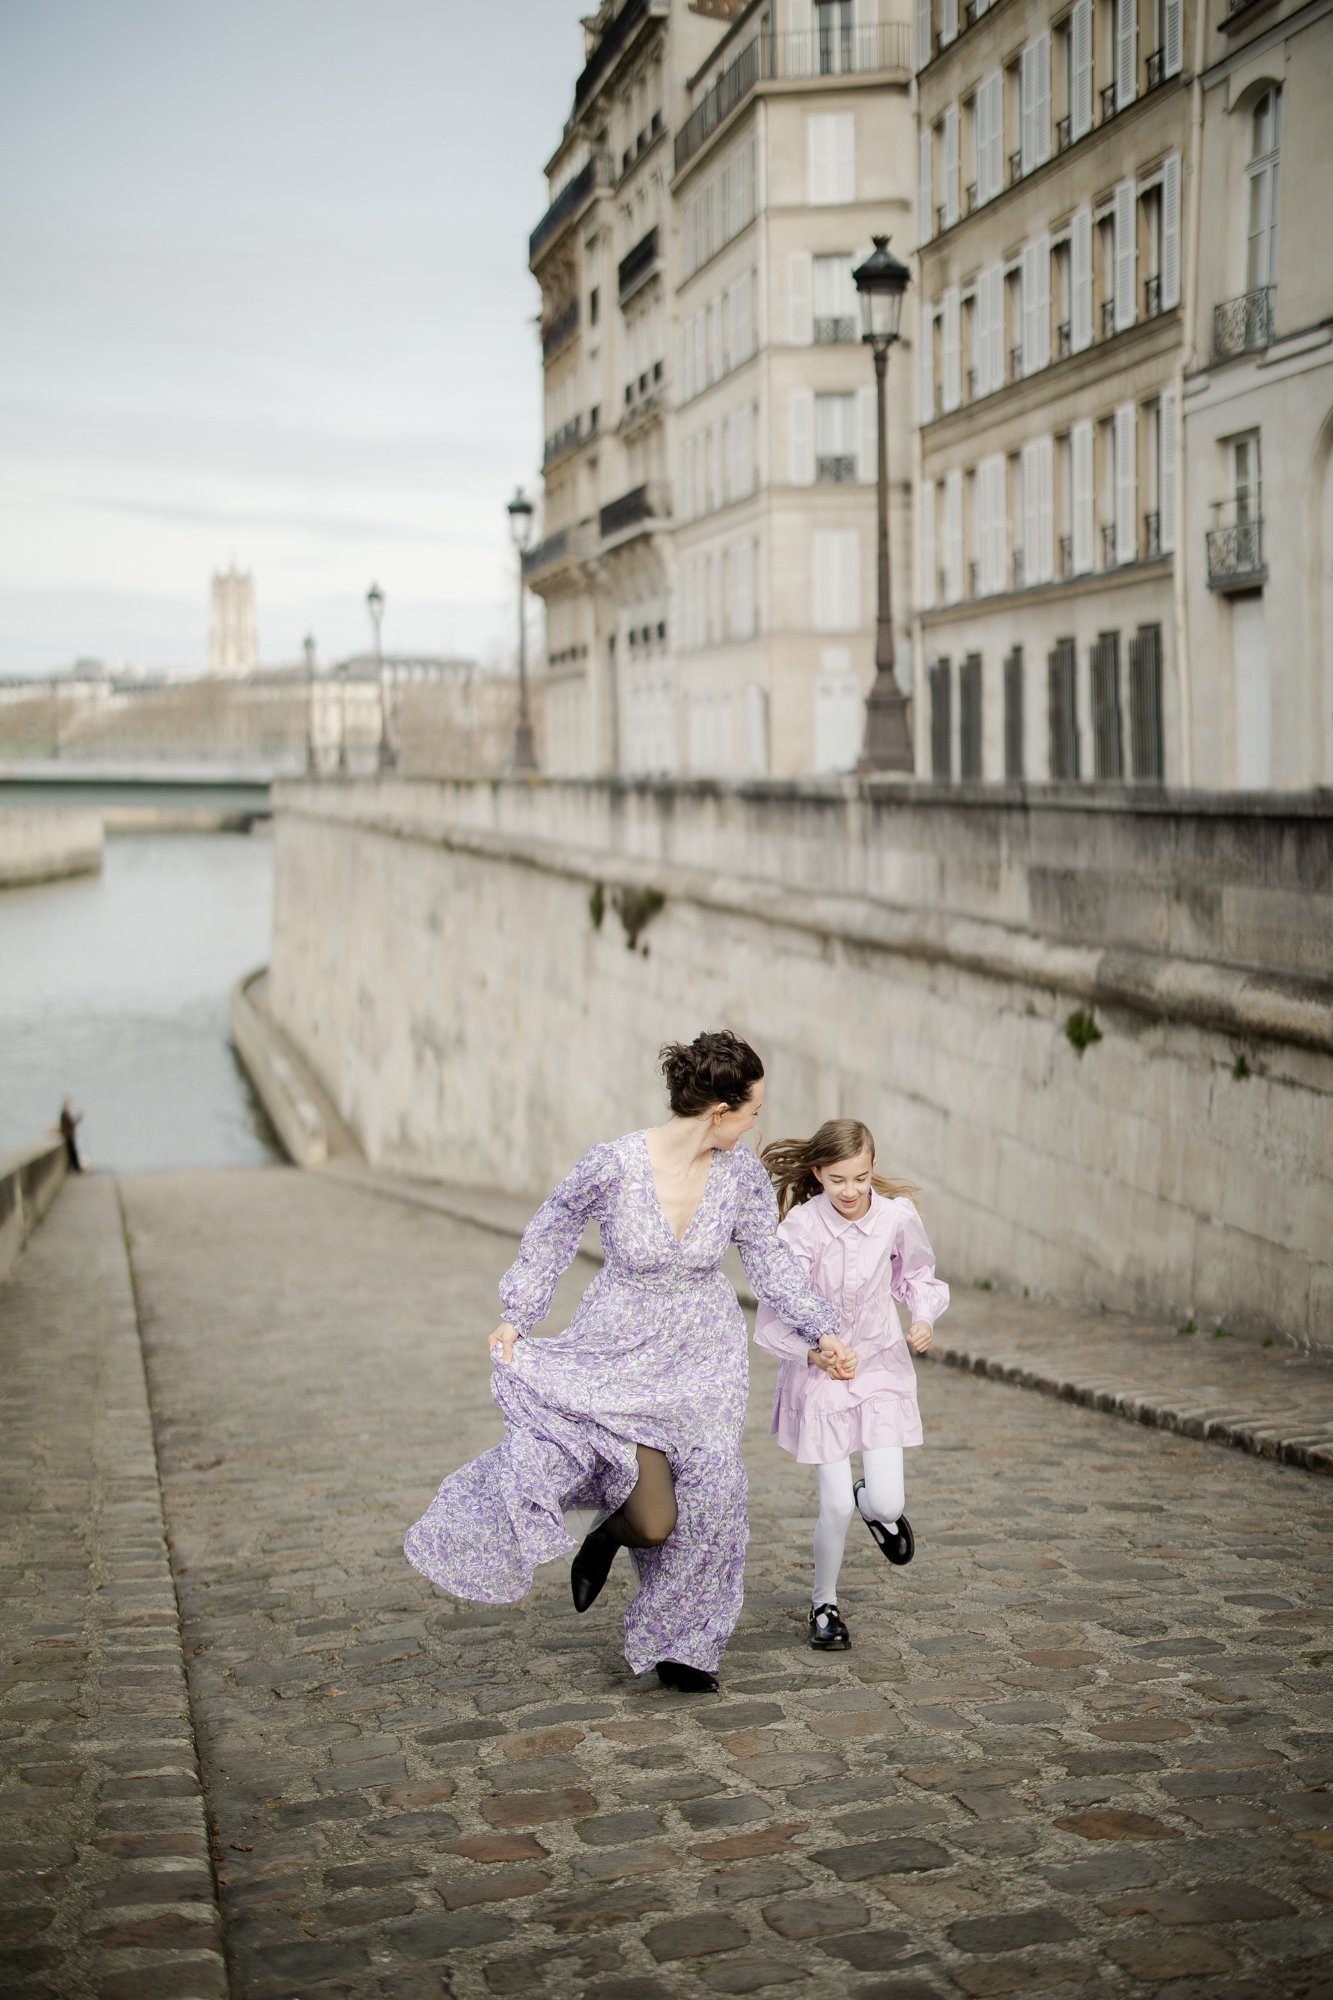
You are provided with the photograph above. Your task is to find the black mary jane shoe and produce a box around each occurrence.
[808,1602,851,1651]
[570,1528,617,1613]
[854,1480,915,1566]
[655,1659,720,1694]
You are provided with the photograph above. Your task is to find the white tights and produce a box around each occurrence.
[811,1448,905,1608]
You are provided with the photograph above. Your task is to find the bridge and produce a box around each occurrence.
[3,1109,1331,1997]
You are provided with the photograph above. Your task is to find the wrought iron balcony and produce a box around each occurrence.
[1144,274,1162,318]
[674,22,911,172]
[530,153,608,264]
[541,297,579,358]
[966,181,978,214]
[1009,343,1023,381]
[1213,286,1275,360]
[1056,113,1071,152]
[1059,533,1074,578]
[543,415,583,466]
[522,529,571,580]
[1101,522,1117,566]
[1101,299,1116,337]
[1012,549,1025,590]
[936,203,947,232]
[574,0,662,118]
[1206,518,1265,590]
[816,455,857,484]
[1143,510,1162,559]
[600,483,664,541]
[967,365,978,399]
[618,226,659,303]
[1145,46,1165,89]
[1008,149,1023,185]
[965,0,979,23]
[1057,320,1072,358]
[814,316,857,343]
[968,559,979,597]
[1101,82,1118,120]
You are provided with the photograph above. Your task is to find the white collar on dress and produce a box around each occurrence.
[813,1188,884,1238]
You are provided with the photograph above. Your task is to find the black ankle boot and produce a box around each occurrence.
[570,1527,618,1613]
[655,1659,719,1694]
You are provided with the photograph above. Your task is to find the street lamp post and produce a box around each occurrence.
[852,235,914,774]
[505,487,539,775]
[303,633,318,775]
[367,581,394,773]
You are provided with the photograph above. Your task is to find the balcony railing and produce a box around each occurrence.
[1143,510,1162,559]
[1012,550,1025,590]
[968,559,979,597]
[814,315,857,343]
[600,484,662,540]
[530,153,608,264]
[1057,320,1072,358]
[965,0,980,22]
[967,365,978,399]
[1008,149,1023,185]
[966,181,978,214]
[543,415,583,466]
[1214,286,1275,360]
[816,454,857,484]
[522,529,571,580]
[1145,46,1165,89]
[1206,518,1265,590]
[618,226,659,302]
[1144,274,1162,318]
[1101,299,1116,337]
[936,203,947,232]
[541,297,579,358]
[1059,533,1074,578]
[674,22,911,173]
[1101,82,1118,120]
[1101,523,1118,567]
[574,0,661,117]
[1009,343,1023,381]
[1056,113,1072,152]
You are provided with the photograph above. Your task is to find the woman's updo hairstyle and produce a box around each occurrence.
[659,1030,764,1117]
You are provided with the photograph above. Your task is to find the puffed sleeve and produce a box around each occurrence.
[753,1209,826,1359]
[498,1143,618,1335]
[733,1151,838,1348]
[890,1201,949,1326]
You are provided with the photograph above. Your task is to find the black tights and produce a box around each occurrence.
[594,1445,678,1551]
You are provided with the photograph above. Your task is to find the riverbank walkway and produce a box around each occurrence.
[3,1165,1332,2000]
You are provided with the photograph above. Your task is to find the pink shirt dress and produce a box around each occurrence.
[753,1191,949,1465]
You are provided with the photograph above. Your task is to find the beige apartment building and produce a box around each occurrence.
[1181,0,1332,789]
[526,0,918,778]
[914,0,1191,782]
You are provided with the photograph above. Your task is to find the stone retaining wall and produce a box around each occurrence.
[266,779,1332,1352]
[0,806,103,887]
[0,1137,68,1282]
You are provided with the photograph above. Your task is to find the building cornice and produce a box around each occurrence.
[921,553,1174,626]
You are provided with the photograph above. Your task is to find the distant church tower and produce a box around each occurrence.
[209,564,258,676]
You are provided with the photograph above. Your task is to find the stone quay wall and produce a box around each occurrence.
[0,1137,68,1283]
[266,778,1332,1351]
[0,806,103,888]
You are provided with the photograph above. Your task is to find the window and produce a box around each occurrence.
[975,71,1003,203]
[1004,647,1024,778]
[1247,88,1281,292]
[817,0,855,74]
[813,255,858,341]
[1112,0,1136,114]
[589,285,600,327]
[959,655,983,779]
[1047,637,1080,778]
[1129,626,1164,780]
[942,103,960,226]
[930,661,953,781]
[1069,0,1093,140]
[1146,394,1176,555]
[1232,430,1261,525]
[1019,34,1051,174]
[942,470,964,603]
[1091,632,1124,778]
[815,393,857,482]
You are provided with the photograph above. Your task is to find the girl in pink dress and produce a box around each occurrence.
[756,1119,949,1652]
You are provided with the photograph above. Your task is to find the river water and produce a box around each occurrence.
[0,832,282,1172]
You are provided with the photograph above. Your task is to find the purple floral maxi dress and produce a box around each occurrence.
[403,1134,838,1676]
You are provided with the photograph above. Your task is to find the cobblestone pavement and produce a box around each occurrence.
[7,1166,1333,2000]
[0,1175,223,2000]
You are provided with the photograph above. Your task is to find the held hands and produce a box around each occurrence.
[811,1333,858,1381]
[488,1322,520,1368]
[907,1320,933,1354]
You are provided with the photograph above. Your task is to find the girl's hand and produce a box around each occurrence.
[815,1334,858,1379]
[488,1322,520,1368]
[907,1320,933,1354]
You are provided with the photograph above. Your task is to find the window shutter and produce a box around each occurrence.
[993,453,1009,589]
[1020,44,1035,173]
[1115,402,1137,563]
[915,0,931,71]
[943,103,959,224]
[788,252,813,344]
[1021,441,1040,574]
[987,264,1004,392]
[839,531,860,628]
[833,114,855,203]
[941,0,958,44]
[1033,33,1051,167]
[1114,178,1137,332]
[1161,154,1181,309]
[1021,242,1039,376]
[807,115,831,204]
[1037,435,1054,582]
[1071,207,1092,351]
[858,385,878,483]
[1160,388,1176,553]
[790,389,815,485]
[942,287,961,411]
[737,403,753,496]
[921,478,937,610]
[986,72,1004,201]
[1116,0,1137,110]
[1072,419,1094,572]
[1164,0,1182,75]
[944,470,963,601]
[919,302,935,422]
[1034,232,1050,370]
[919,128,933,245]
[1071,0,1092,139]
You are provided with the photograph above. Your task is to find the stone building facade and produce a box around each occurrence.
[1181,0,1333,789]
[914,0,1192,784]
[209,565,258,677]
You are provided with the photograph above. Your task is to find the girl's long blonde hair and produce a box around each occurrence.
[760,1118,920,1222]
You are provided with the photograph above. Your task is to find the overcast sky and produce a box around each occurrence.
[0,1,585,675]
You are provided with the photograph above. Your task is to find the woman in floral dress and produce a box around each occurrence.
[404,1031,848,1692]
